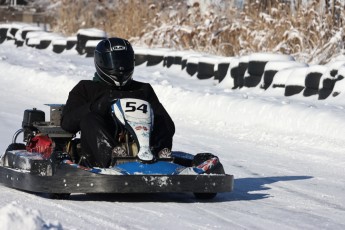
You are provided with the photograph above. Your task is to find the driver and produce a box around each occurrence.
[61,37,175,168]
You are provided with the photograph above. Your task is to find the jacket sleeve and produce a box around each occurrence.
[61,81,91,133]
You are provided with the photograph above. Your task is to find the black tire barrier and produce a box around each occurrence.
[244,74,262,87]
[134,48,148,66]
[85,48,95,57]
[135,54,147,66]
[174,55,182,65]
[22,29,37,40]
[182,53,202,71]
[318,75,344,100]
[197,62,214,80]
[85,40,100,58]
[186,62,198,76]
[284,66,312,96]
[245,60,268,87]
[76,29,107,55]
[0,28,8,44]
[270,68,298,89]
[8,28,19,40]
[163,51,187,68]
[234,62,248,88]
[326,61,345,76]
[163,51,184,68]
[181,58,187,70]
[53,44,66,54]
[185,55,200,76]
[261,70,278,89]
[230,66,240,89]
[330,69,338,77]
[245,54,295,88]
[285,85,304,96]
[164,55,174,68]
[3,22,345,102]
[76,34,105,55]
[37,40,51,49]
[26,42,36,48]
[52,39,67,54]
[318,89,332,100]
[14,26,43,47]
[146,54,164,66]
[247,60,267,77]
[303,72,323,97]
[215,62,230,82]
[147,49,172,66]
[261,61,308,89]
[66,37,77,50]
[15,27,43,47]
[272,84,285,89]
[15,40,24,47]
[248,53,294,76]
[317,61,345,99]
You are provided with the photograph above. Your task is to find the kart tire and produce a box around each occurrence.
[193,153,225,174]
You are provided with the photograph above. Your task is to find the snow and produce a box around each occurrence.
[264,60,307,72]
[76,28,107,38]
[133,47,148,55]
[66,36,77,42]
[52,39,67,46]
[146,48,172,56]
[0,202,62,230]
[85,40,101,48]
[14,26,43,41]
[285,65,327,86]
[198,55,224,64]
[270,67,302,87]
[1,39,345,229]
[248,52,295,62]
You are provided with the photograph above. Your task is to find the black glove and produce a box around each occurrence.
[90,91,111,116]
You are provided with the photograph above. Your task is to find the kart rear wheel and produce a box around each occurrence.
[194,192,217,199]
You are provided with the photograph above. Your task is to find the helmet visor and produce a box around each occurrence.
[95,49,134,71]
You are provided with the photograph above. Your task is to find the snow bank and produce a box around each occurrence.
[156,79,345,145]
[269,67,298,88]
[248,52,294,62]
[264,60,307,71]
[85,39,101,47]
[285,65,327,86]
[77,28,107,38]
[14,26,43,41]
[0,202,62,230]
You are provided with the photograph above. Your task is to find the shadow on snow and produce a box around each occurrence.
[217,175,313,202]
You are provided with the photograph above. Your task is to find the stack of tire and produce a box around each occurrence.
[243,53,295,88]
[76,28,107,56]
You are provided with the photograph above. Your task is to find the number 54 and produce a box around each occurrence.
[125,102,148,113]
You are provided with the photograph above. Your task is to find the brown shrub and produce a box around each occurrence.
[51,0,345,64]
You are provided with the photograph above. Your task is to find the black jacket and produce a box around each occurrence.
[61,79,175,150]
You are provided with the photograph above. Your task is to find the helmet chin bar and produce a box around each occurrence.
[113,77,130,87]
[95,63,133,87]
[111,98,155,162]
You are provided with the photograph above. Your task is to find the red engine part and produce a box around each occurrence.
[26,134,53,159]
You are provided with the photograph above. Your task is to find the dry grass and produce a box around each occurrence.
[50,0,345,64]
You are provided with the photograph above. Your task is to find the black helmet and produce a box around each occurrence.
[94,37,135,86]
